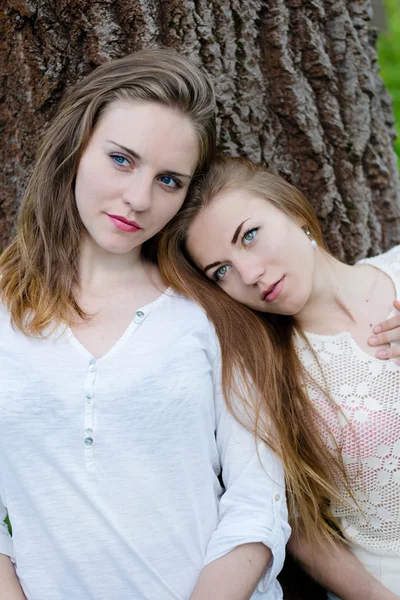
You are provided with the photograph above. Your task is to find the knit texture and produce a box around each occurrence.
[296,245,400,555]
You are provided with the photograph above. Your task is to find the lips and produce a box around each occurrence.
[107,214,142,233]
[262,276,285,303]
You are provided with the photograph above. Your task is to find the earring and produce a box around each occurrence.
[302,225,317,249]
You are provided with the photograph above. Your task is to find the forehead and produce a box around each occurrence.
[187,188,266,265]
[91,99,200,167]
[203,187,270,221]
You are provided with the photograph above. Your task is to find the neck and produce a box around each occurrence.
[78,236,148,294]
[295,250,375,332]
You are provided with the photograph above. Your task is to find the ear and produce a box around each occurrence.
[302,225,317,249]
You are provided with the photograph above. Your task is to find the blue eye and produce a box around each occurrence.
[111,153,130,167]
[242,227,259,246]
[159,175,181,189]
[213,265,230,282]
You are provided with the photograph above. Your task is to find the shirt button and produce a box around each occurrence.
[86,390,94,399]
[88,361,97,373]
[274,493,280,502]
[134,310,145,323]
[84,437,94,447]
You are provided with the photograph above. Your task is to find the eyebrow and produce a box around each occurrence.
[107,140,192,179]
[204,261,221,274]
[231,218,251,244]
[107,140,142,161]
[204,218,251,273]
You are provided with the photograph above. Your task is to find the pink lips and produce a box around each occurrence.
[262,276,285,303]
[107,214,142,233]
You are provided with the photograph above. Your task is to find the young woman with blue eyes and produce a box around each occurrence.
[159,155,400,600]
[0,52,290,600]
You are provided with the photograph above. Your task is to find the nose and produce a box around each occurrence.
[122,172,153,212]
[236,256,265,286]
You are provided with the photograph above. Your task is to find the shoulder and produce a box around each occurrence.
[0,301,11,326]
[357,244,400,271]
[161,289,220,359]
[162,289,211,324]
[0,274,11,328]
[357,245,400,287]
[0,301,18,345]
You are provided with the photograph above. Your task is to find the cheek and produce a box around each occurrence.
[219,279,245,304]
[152,192,186,226]
[74,168,108,217]
[297,244,316,283]
[74,177,86,218]
[74,163,95,212]
[75,149,113,201]
[287,262,315,310]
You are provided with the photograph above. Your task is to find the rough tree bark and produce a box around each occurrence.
[1,0,399,261]
[0,1,399,597]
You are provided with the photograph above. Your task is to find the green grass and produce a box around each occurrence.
[377,0,400,165]
[5,516,11,534]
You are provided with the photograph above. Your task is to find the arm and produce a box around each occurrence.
[369,299,400,363]
[288,531,399,600]
[190,543,271,600]
[0,554,26,600]
[191,349,290,599]
[0,496,24,599]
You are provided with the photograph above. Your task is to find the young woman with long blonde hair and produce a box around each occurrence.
[0,55,290,600]
[159,156,400,600]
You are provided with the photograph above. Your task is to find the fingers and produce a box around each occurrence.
[369,300,400,363]
[370,301,400,337]
[368,342,400,363]
[369,325,400,347]
[371,311,400,336]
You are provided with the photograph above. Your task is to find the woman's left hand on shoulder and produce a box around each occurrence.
[369,299,400,364]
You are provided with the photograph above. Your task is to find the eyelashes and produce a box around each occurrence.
[109,153,183,189]
[211,225,261,282]
[242,226,259,245]
[110,153,130,167]
[158,175,183,190]
[212,265,231,282]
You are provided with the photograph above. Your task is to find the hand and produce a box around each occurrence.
[368,300,400,364]
[371,590,400,600]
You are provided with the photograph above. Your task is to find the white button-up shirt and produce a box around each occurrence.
[0,290,289,600]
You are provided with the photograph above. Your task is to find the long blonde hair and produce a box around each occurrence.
[0,48,216,335]
[159,156,352,544]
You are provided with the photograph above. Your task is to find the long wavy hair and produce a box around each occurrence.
[0,48,216,335]
[158,156,353,545]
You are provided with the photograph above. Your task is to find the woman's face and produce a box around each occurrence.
[186,187,318,315]
[75,100,200,256]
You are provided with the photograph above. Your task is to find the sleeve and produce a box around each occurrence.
[204,352,291,595]
[0,494,13,559]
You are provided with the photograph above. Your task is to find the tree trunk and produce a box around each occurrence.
[1,0,399,261]
[0,1,399,595]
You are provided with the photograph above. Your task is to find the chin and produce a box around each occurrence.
[253,298,306,316]
[91,235,138,255]
[283,298,308,317]
[107,243,140,255]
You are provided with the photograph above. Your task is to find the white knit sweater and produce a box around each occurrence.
[296,245,400,556]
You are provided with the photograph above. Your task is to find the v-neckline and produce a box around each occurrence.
[65,287,173,362]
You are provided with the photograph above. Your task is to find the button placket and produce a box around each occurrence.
[84,358,97,467]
